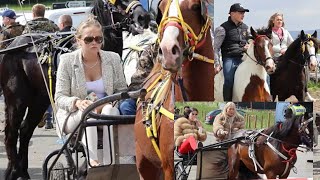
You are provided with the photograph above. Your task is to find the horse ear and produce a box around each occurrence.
[300,30,305,40]
[312,31,317,38]
[250,27,257,38]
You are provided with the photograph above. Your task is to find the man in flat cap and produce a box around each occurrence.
[0,9,24,49]
[213,3,250,101]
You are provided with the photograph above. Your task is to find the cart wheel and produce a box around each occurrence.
[50,162,65,180]
[175,162,188,180]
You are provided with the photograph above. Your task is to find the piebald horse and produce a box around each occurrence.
[232,27,276,102]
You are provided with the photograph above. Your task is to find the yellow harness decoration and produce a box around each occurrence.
[109,0,116,5]
[142,73,175,160]
[157,0,214,64]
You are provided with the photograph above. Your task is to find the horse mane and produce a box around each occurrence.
[256,27,272,39]
[266,115,300,139]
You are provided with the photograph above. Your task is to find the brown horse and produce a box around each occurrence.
[228,112,313,179]
[134,0,214,179]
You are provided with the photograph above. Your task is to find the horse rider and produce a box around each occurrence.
[22,3,59,34]
[0,9,24,49]
[213,3,250,101]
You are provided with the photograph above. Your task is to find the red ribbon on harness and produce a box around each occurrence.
[278,123,297,163]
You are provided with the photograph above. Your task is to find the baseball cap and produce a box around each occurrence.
[229,3,249,13]
[1,10,17,19]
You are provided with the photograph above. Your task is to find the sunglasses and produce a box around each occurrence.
[82,36,103,44]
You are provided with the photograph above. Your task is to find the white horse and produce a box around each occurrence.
[232,28,275,102]
[122,29,157,85]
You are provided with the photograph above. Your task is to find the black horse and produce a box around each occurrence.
[0,0,151,179]
[92,0,150,56]
[270,30,318,101]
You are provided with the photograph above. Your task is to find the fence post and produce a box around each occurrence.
[254,115,258,129]
[268,112,271,127]
[261,115,264,129]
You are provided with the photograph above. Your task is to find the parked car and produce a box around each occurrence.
[205,109,246,125]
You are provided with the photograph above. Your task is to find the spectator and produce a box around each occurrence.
[22,4,59,34]
[212,102,245,141]
[174,107,207,154]
[0,9,24,49]
[58,14,74,32]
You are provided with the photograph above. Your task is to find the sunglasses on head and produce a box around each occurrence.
[82,36,103,44]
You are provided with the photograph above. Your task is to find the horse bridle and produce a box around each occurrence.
[157,0,212,62]
[246,35,273,66]
[289,36,317,67]
[102,0,143,29]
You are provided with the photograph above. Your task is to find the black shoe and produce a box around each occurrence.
[45,122,53,129]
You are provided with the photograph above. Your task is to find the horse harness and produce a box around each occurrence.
[102,0,143,30]
[245,35,273,66]
[157,0,214,64]
[244,117,312,177]
[288,34,316,67]
[139,70,183,160]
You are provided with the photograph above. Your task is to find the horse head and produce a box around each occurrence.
[157,0,211,72]
[93,0,151,35]
[299,30,318,71]
[298,112,313,149]
[279,110,313,149]
[251,27,276,74]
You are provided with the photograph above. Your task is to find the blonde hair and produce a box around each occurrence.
[32,4,46,17]
[267,12,285,29]
[75,15,104,46]
[221,102,243,119]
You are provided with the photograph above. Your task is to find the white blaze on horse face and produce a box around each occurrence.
[264,40,275,73]
[159,0,182,70]
[306,42,317,71]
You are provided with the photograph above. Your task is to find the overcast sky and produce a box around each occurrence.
[214,0,320,31]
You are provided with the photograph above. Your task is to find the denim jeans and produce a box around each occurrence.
[222,57,242,101]
[119,98,137,115]
[46,105,53,123]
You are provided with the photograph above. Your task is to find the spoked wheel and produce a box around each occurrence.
[50,162,66,180]
[174,161,188,180]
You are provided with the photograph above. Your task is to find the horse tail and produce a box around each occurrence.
[238,161,261,180]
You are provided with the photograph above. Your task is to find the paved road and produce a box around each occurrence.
[314,134,320,180]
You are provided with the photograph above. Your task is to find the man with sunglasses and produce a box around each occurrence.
[214,3,250,101]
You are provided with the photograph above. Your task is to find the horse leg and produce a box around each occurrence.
[18,98,48,179]
[159,120,174,180]
[4,98,27,180]
[228,144,240,180]
[135,142,162,180]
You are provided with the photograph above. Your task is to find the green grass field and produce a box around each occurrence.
[175,102,275,133]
